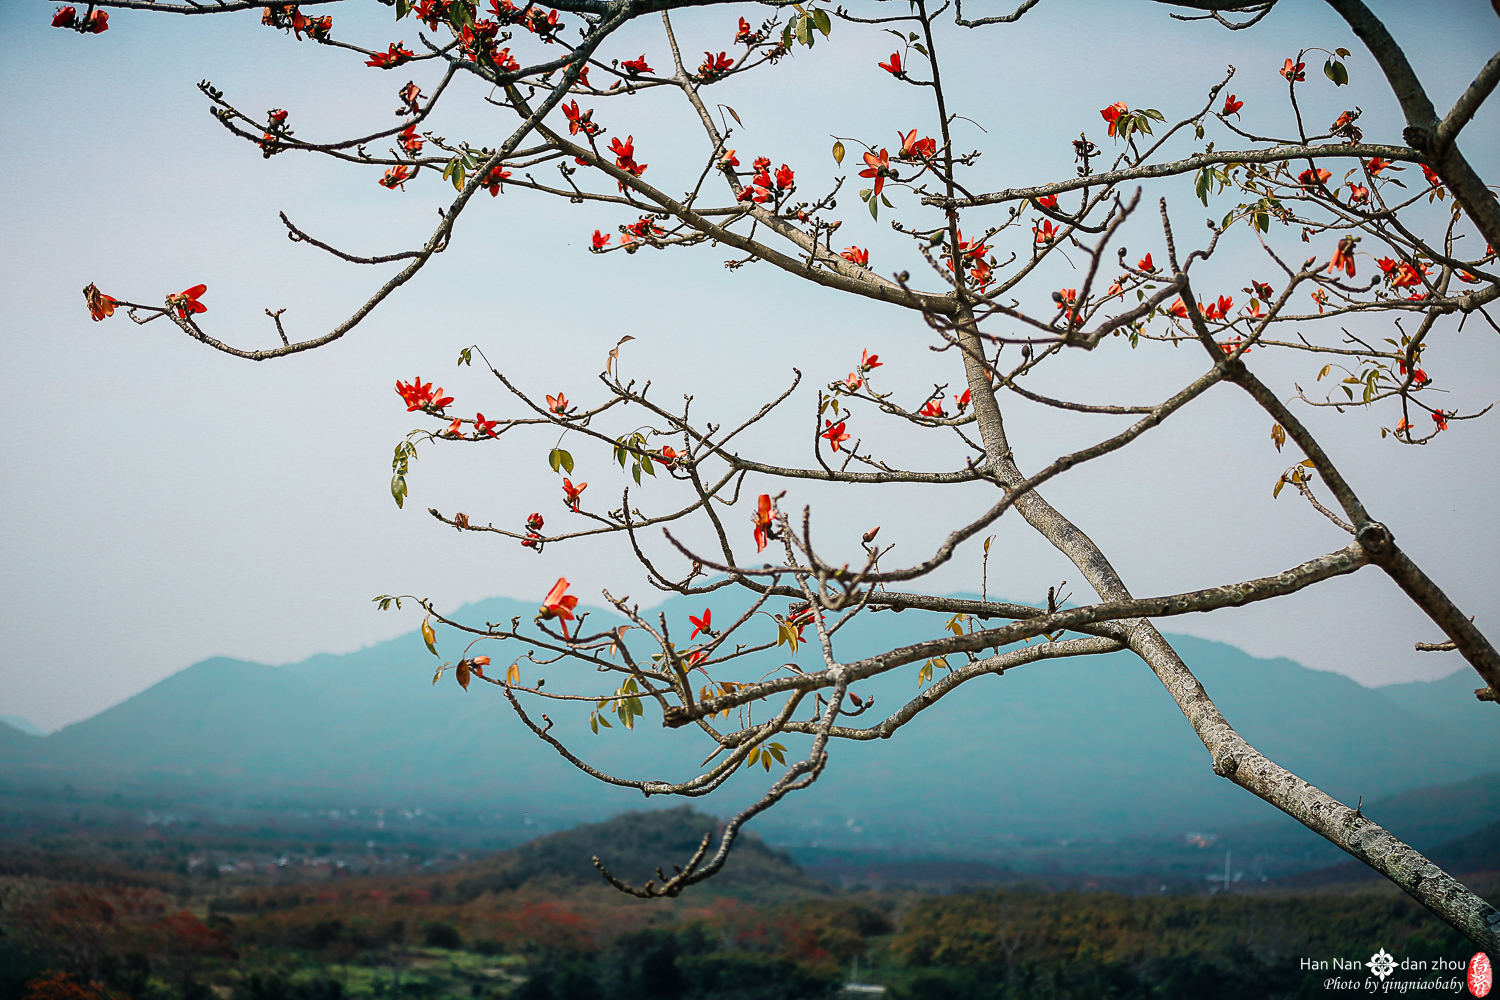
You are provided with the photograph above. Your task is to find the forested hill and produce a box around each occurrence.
[2,593,1494,848]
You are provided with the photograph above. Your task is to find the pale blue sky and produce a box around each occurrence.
[2,0,1498,731]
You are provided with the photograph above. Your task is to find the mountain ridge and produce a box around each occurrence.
[3,593,1493,851]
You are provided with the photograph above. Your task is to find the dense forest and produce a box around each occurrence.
[1,807,1491,1000]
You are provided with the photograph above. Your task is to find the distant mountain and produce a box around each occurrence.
[0,717,44,737]
[2,593,1494,853]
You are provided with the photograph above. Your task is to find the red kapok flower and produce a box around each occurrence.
[1099,101,1128,138]
[1347,183,1369,205]
[561,100,597,137]
[752,493,774,552]
[878,52,902,75]
[546,392,570,414]
[367,42,416,68]
[1167,298,1188,318]
[753,156,771,173]
[844,373,863,392]
[398,81,423,115]
[1033,220,1060,244]
[539,577,580,636]
[1034,195,1058,210]
[526,513,545,531]
[1138,253,1156,272]
[381,165,413,190]
[823,419,850,451]
[1365,157,1390,175]
[1422,164,1442,188]
[82,283,117,322]
[1222,94,1244,118]
[1297,167,1332,188]
[956,388,972,412]
[1330,236,1358,278]
[841,246,869,267]
[1250,280,1274,300]
[562,477,587,510]
[621,54,654,75]
[1431,409,1448,432]
[51,6,77,28]
[483,165,512,196]
[591,230,611,251]
[167,284,208,319]
[774,163,795,189]
[919,399,946,419]
[861,349,881,371]
[1281,57,1306,82]
[897,129,936,160]
[688,608,713,640]
[859,148,891,197]
[698,50,733,80]
[398,123,423,155]
[474,413,500,437]
[85,9,108,32]
[443,417,465,437]
[735,17,755,44]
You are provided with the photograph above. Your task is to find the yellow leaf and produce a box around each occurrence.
[832,140,845,165]
[422,617,438,656]
[1273,477,1286,498]
[506,661,520,686]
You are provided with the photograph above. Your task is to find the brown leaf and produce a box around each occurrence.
[456,659,471,690]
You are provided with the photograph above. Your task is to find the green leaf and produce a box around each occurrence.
[549,448,562,473]
[396,0,412,19]
[1324,59,1348,86]
[457,347,472,366]
[881,194,893,208]
[632,463,642,485]
[912,43,928,56]
[868,196,879,221]
[813,8,830,36]
[832,140,845,165]
[391,474,407,508]
[558,449,575,475]
[640,455,656,477]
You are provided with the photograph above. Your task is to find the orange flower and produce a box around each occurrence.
[860,349,881,371]
[897,129,936,160]
[1297,167,1331,188]
[539,577,580,637]
[562,477,586,510]
[366,42,415,68]
[859,148,891,197]
[1099,101,1128,138]
[822,419,850,451]
[1281,57,1305,82]
[1330,237,1357,278]
[167,284,208,319]
[1431,410,1448,432]
[752,493,774,552]
[840,246,869,266]
[1137,253,1155,272]
[380,165,412,190]
[546,392,570,414]
[82,283,116,322]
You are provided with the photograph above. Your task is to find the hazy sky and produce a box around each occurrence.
[2,0,1497,733]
